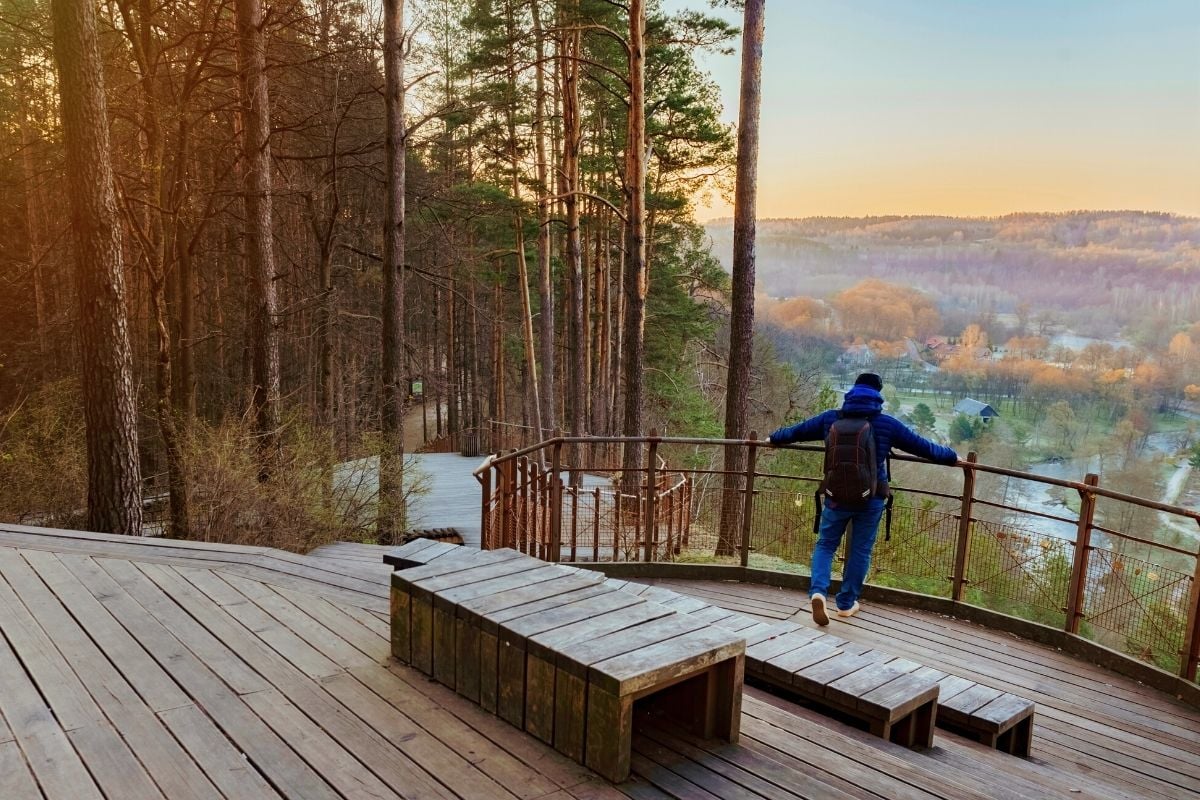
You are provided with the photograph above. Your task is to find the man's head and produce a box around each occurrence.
[853,372,884,392]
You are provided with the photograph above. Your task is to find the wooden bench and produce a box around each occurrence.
[389,550,745,783]
[934,675,1035,757]
[609,581,942,748]
[610,579,1037,756]
[383,537,464,570]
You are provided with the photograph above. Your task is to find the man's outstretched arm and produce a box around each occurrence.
[890,421,959,464]
[768,411,834,446]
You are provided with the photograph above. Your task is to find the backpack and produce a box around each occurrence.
[811,413,895,539]
[820,413,878,508]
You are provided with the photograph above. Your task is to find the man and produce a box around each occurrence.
[768,373,959,625]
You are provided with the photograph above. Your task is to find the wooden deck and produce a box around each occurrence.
[1,524,1198,799]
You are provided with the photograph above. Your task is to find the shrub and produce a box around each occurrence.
[0,380,87,528]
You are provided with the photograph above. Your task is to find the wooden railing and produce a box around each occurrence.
[474,434,1200,684]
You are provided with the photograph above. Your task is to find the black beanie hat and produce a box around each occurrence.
[854,372,884,391]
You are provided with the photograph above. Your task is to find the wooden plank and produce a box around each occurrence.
[828,658,921,702]
[18,559,280,800]
[941,683,1005,717]
[662,595,709,614]
[242,691,401,800]
[743,621,803,647]
[158,704,285,800]
[130,560,458,800]
[391,548,524,594]
[221,570,373,674]
[0,739,41,800]
[857,671,943,721]
[358,662,587,799]
[712,613,764,633]
[638,585,682,604]
[7,550,227,800]
[498,589,647,644]
[688,604,738,625]
[529,602,678,663]
[0,552,168,800]
[761,640,843,685]
[789,646,882,696]
[935,674,976,704]
[56,554,344,800]
[588,626,745,697]
[972,693,1036,732]
[637,723,864,800]
[746,627,830,663]
[411,554,546,601]
[462,575,611,633]
[0,619,104,800]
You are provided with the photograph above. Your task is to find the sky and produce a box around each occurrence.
[662,0,1200,220]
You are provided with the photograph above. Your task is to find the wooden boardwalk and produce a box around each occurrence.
[1,523,1198,799]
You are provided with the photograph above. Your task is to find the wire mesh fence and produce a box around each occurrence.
[475,435,1200,681]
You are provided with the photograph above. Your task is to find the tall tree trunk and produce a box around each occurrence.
[17,67,48,366]
[717,0,765,556]
[532,0,556,436]
[51,0,143,534]
[236,0,281,468]
[504,0,544,445]
[620,0,647,491]
[378,0,408,541]
[561,14,585,450]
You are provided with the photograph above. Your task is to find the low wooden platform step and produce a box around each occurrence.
[935,675,1036,757]
[614,579,1037,756]
[387,546,745,783]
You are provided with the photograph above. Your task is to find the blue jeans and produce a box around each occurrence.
[810,498,886,611]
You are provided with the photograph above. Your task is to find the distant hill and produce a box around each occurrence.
[706,212,1200,343]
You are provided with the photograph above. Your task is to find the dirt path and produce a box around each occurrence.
[403,403,445,452]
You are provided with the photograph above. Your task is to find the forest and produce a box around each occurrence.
[0,0,800,544]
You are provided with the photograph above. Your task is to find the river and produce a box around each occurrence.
[994,431,1196,548]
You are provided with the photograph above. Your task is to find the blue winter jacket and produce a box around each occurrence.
[767,385,959,484]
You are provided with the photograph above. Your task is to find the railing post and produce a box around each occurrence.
[644,429,659,562]
[592,486,601,562]
[1181,538,1200,681]
[682,474,692,550]
[500,453,516,549]
[739,433,759,568]
[1065,473,1099,634]
[951,452,978,602]
[480,460,493,549]
[550,435,563,562]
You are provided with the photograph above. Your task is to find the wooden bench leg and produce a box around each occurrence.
[525,653,557,744]
[479,630,499,714]
[585,685,633,784]
[913,699,936,749]
[390,588,410,664]
[554,669,588,761]
[710,654,743,742]
[497,641,526,728]
[455,618,481,703]
[411,596,434,675]
[433,605,457,687]
[869,718,892,740]
[998,715,1033,758]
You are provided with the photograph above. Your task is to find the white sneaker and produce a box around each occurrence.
[810,593,829,626]
[836,602,861,619]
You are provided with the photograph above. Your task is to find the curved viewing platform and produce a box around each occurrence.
[0,522,1197,799]
[473,434,1200,693]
